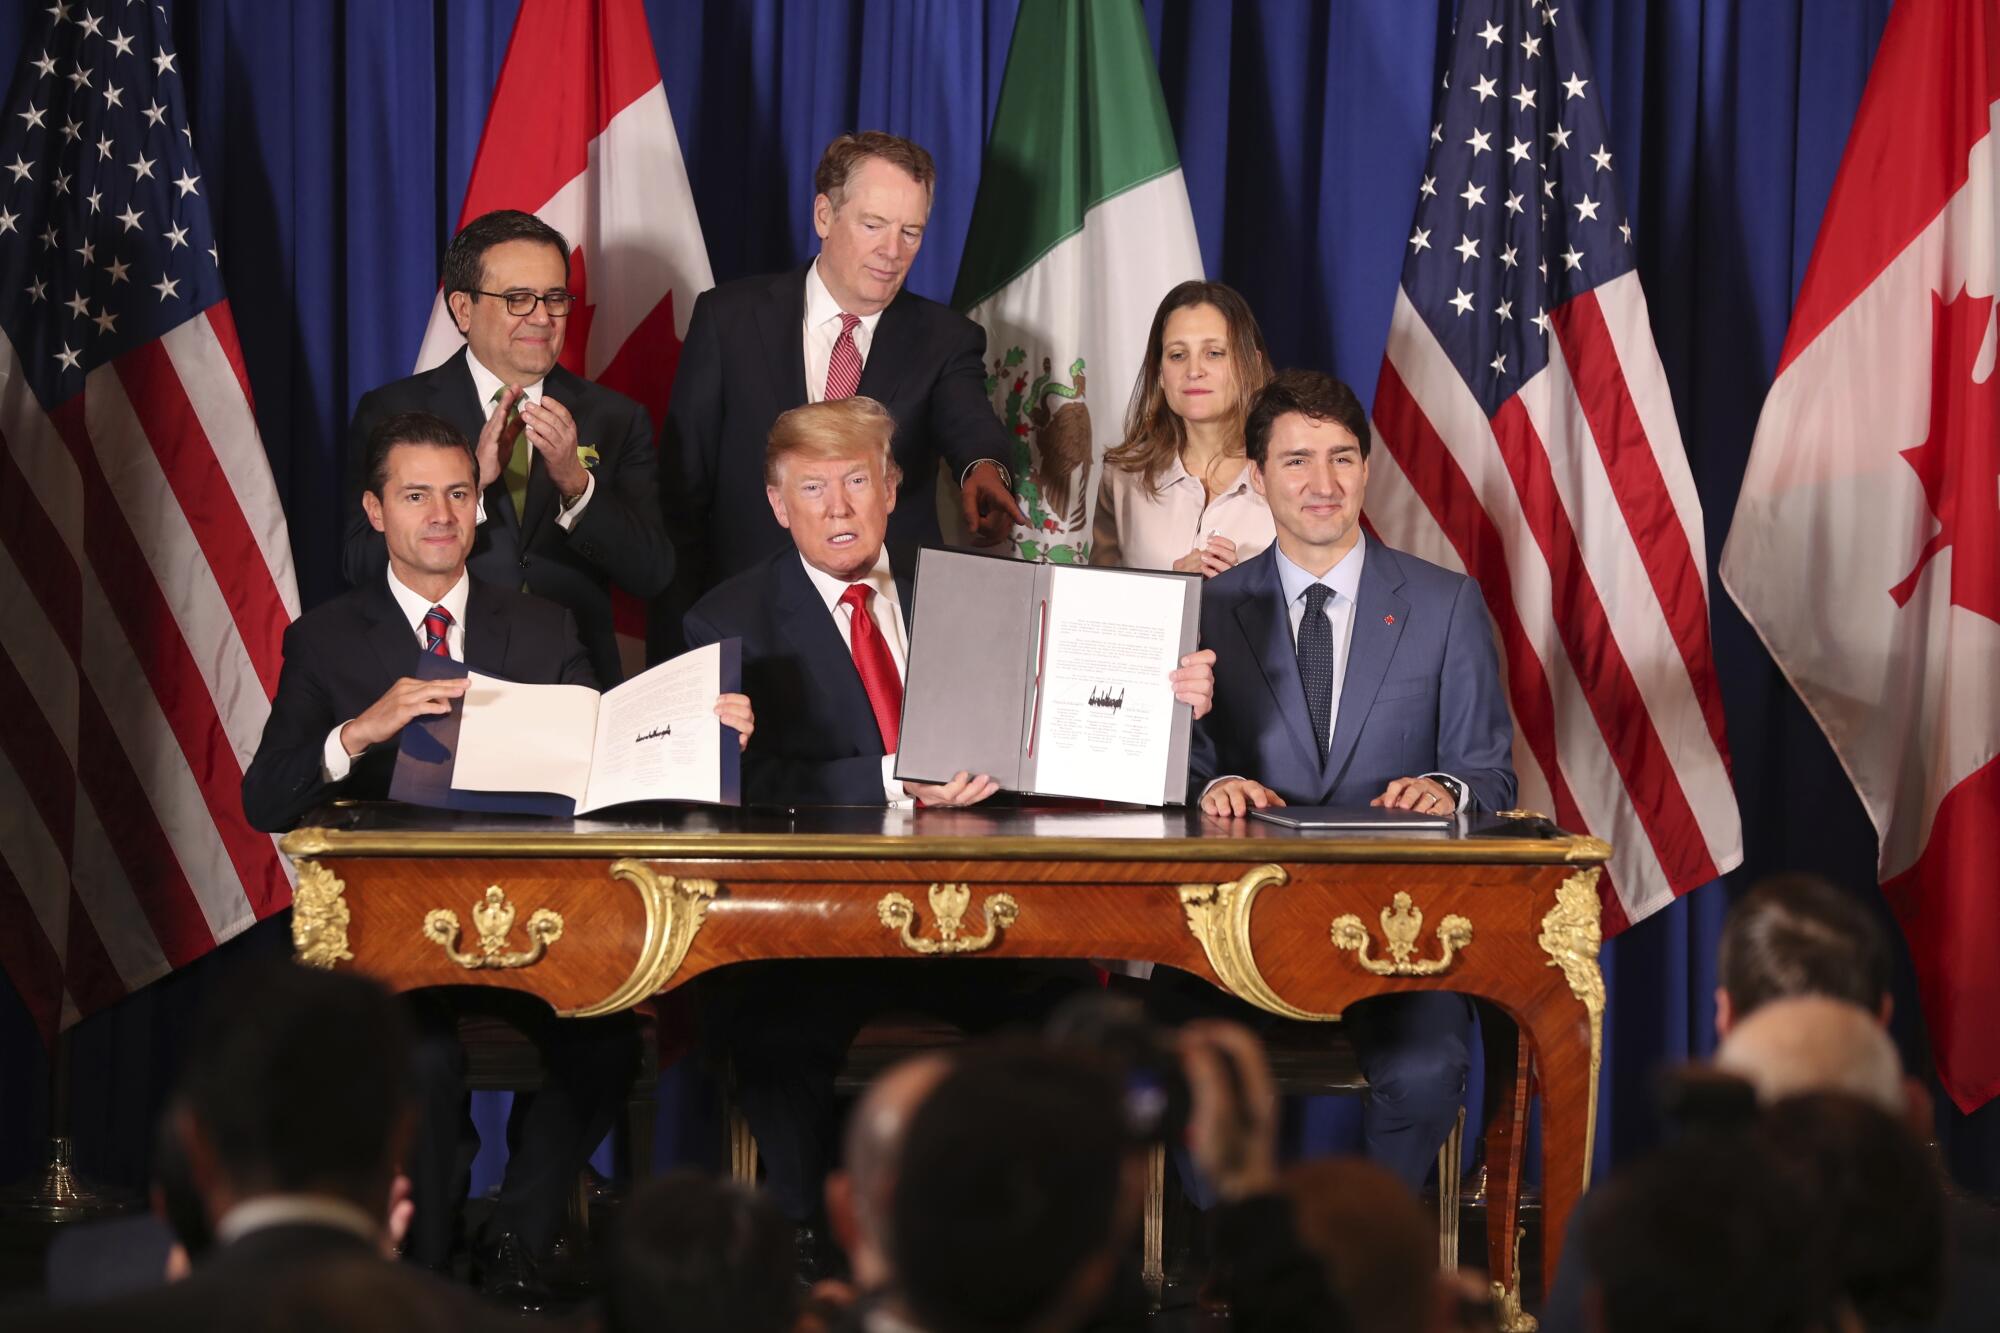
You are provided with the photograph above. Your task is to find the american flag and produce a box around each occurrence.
[1367,0,1741,931]
[0,1,297,1042]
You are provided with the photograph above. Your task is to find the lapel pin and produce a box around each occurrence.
[1384,614,1395,625]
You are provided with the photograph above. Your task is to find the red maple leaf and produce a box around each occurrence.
[1888,288,2000,624]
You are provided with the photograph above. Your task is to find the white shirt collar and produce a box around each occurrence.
[462,347,546,411]
[1275,531,1367,609]
[215,1194,381,1248]
[806,258,887,338]
[385,566,470,640]
[799,544,898,619]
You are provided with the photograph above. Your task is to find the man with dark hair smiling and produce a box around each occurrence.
[246,409,749,1305]
[343,208,673,685]
[1188,368,1514,1194]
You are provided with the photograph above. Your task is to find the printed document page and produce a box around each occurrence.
[451,677,601,806]
[1029,566,1185,802]
[579,642,726,812]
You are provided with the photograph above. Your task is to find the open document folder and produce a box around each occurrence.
[389,640,742,817]
[896,549,1200,806]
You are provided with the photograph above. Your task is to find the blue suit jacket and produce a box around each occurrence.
[681,546,916,807]
[1190,540,1516,811]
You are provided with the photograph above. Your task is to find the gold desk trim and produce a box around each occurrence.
[877,883,1020,955]
[282,826,1607,867]
[1179,864,1342,1022]
[566,860,719,1018]
[1330,892,1473,977]
[1539,867,1606,1188]
[291,861,353,969]
[421,885,564,971]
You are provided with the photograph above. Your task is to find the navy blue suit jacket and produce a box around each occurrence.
[1191,540,1516,811]
[681,546,916,808]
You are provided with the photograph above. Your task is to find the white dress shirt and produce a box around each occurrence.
[797,547,912,806]
[803,259,885,404]
[1090,454,1275,572]
[320,569,470,782]
[463,349,595,528]
[215,1194,382,1247]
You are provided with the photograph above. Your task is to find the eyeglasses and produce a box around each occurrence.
[472,289,576,317]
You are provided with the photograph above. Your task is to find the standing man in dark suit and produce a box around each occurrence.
[657,131,1027,658]
[14,964,516,1333]
[247,411,750,1306]
[344,209,674,685]
[683,396,1215,1268]
[1191,369,1516,1191]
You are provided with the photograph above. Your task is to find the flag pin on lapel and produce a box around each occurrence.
[1384,614,1395,625]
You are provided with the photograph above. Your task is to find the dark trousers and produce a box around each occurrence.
[1144,968,1472,1193]
[404,992,640,1265]
[703,959,1083,1223]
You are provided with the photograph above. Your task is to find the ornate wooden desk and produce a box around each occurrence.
[280,804,1607,1321]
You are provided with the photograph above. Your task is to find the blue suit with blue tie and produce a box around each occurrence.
[1191,535,1516,1188]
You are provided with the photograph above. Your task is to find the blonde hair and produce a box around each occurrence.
[765,396,904,488]
[1104,280,1272,491]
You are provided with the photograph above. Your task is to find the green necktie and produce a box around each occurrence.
[493,386,530,523]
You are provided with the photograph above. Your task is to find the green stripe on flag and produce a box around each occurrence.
[952,0,1184,311]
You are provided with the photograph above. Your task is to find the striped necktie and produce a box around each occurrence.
[824,312,862,400]
[422,604,454,658]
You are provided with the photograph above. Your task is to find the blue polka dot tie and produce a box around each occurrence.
[1297,583,1334,764]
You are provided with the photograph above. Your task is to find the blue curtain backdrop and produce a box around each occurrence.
[6,0,1998,1200]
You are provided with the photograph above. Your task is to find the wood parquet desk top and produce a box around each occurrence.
[281,803,1606,1324]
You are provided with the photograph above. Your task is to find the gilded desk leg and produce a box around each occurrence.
[1479,1004,1532,1302]
[1437,1105,1465,1271]
[1142,1141,1166,1307]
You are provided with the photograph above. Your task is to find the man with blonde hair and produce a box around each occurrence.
[658,130,1028,658]
[683,394,1215,1275]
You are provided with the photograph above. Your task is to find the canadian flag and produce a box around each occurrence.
[1722,0,2000,1110]
[413,0,713,675]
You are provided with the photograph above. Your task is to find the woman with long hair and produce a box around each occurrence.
[1091,280,1274,576]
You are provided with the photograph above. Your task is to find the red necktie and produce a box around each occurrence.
[824,312,862,400]
[422,604,454,657]
[840,583,902,752]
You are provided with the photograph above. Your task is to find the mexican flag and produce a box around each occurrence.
[953,0,1203,564]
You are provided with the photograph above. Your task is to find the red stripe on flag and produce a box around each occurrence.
[1882,754,2000,1113]
[45,401,291,921]
[1551,292,1732,771]
[0,436,82,682]
[113,341,288,695]
[0,644,78,857]
[62,883,128,1019]
[0,851,64,1045]
[1777,0,2000,374]
[1487,397,1718,893]
[456,0,663,228]
[202,303,259,416]
[1373,362,1624,925]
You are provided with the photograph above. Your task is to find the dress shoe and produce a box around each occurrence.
[474,1230,554,1311]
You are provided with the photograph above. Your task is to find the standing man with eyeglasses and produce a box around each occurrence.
[343,209,673,685]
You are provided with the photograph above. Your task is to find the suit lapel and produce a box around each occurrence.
[1322,543,1409,794]
[855,291,916,405]
[774,555,881,754]
[463,579,512,676]
[361,579,424,681]
[754,267,811,409]
[1232,547,1324,778]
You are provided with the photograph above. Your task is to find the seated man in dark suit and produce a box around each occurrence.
[343,209,674,685]
[1191,369,1516,1192]
[245,410,749,1305]
[656,131,1028,659]
[683,395,1214,1267]
[15,964,515,1333]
